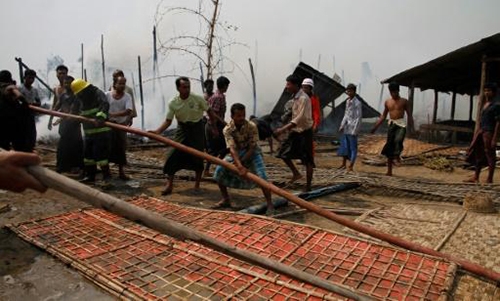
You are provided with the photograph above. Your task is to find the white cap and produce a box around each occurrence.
[302,78,314,88]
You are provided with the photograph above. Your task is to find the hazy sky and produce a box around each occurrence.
[1,0,499,131]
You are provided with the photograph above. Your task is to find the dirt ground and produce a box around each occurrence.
[0,136,498,300]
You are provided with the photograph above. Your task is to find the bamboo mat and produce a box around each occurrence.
[8,197,458,300]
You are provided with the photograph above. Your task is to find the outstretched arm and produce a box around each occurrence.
[371,103,388,133]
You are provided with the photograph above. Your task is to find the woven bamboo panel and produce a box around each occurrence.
[9,198,456,300]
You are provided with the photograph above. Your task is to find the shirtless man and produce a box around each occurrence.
[48,65,68,130]
[371,82,414,176]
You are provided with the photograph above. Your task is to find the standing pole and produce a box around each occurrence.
[153,26,157,94]
[474,55,488,131]
[14,58,52,95]
[18,57,24,84]
[81,43,84,79]
[249,58,257,116]
[137,56,145,131]
[199,62,205,92]
[432,90,438,124]
[450,91,457,120]
[469,93,474,121]
[101,34,106,90]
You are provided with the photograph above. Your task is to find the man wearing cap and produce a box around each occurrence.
[301,78,322,132]
[338,84,362,171]
[71,79,111,183]
[371,82,414,176]
[275,74,315,191]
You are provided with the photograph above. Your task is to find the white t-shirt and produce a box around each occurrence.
[105,91,133,124]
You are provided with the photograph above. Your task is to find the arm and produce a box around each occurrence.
[371,102,388,133]
[152,119,172,134]
[48,88,58,130]
[109,109,132,118]
[0,151,47,193]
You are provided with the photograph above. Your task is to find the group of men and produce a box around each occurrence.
[1,67,498,206]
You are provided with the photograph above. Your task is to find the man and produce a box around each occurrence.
[465,82,500,183]
[371,82,414,176]
[275,74,315,191]
[52,76,84,174]
[301,78,322,132]
[152,77,215,195]
[213,103,274,215]
[48,65,68,130]
[18,69,41,151]
[337,83,362,171]
[110,69,137,125]
[0,151,46,193]
[249,115,274,154]
[71,79,111,183]
[203,79,214,101]
[204,76,229,177]
[0,70,31,152]
[106,76,134,180]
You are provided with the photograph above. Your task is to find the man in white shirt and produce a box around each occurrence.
[338,83,362,172]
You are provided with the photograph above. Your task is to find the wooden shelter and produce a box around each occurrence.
[381,32,500,142]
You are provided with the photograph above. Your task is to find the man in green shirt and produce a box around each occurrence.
[152,77,215,195]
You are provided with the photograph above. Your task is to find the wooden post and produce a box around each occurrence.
[101,34,106,90]
[137,56,145,130]
[450,91,457,120]
[469,94,474,121]
[432,90,438,124]
[81,43,84,79]
[18,57,24,84]
[408,83,415,118]
[474,55,487,131]
[249,58,257,116]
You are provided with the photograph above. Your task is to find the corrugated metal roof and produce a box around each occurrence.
[382,32,500,95]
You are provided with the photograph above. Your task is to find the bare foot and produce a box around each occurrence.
[463,177,478,183]
[385,172,393,176]
[289,173,303,183]
[337,165,346,170]
[346,166,353,172]
[161,186,173,195]
[211,199,231,209]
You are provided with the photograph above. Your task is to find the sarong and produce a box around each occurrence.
[381,122,406,159]
[163,120,205,175]
[276,129,315,167]
[213,149,267,189]
[56,119,83,172]
[466,130,495,168]
[109,128,127,165]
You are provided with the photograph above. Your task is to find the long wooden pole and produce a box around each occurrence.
[450,91,457,120]
[101,34,106,90]
[14,58,52,95]
[20,155,371,300]
[432,90,439,124]
[137,56,145,130]
[29,105,500,283]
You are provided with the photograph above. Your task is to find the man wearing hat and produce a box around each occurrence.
[275,74,315,191]
[338,83,362,172]
[301,78,322,132]
[371,82,414,176]
[71,78,111,183]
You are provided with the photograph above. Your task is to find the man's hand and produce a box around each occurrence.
[236,164,247,176]
[0,151,47,193]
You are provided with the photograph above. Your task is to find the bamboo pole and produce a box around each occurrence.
[450,91,457,121]
[249,58,257,116]
[81,43,84,79]
[28,105,500,284]
[20,152,370,301]
[18,57,24,84]
[137,56,145,130]
[469,94,474,121]
[432,90,439,124]
[101,34,106,90]
[14,58,53,95]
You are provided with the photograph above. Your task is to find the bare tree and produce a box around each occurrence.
[155,0,243,80]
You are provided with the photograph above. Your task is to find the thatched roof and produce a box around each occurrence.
[381,32,500,95]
